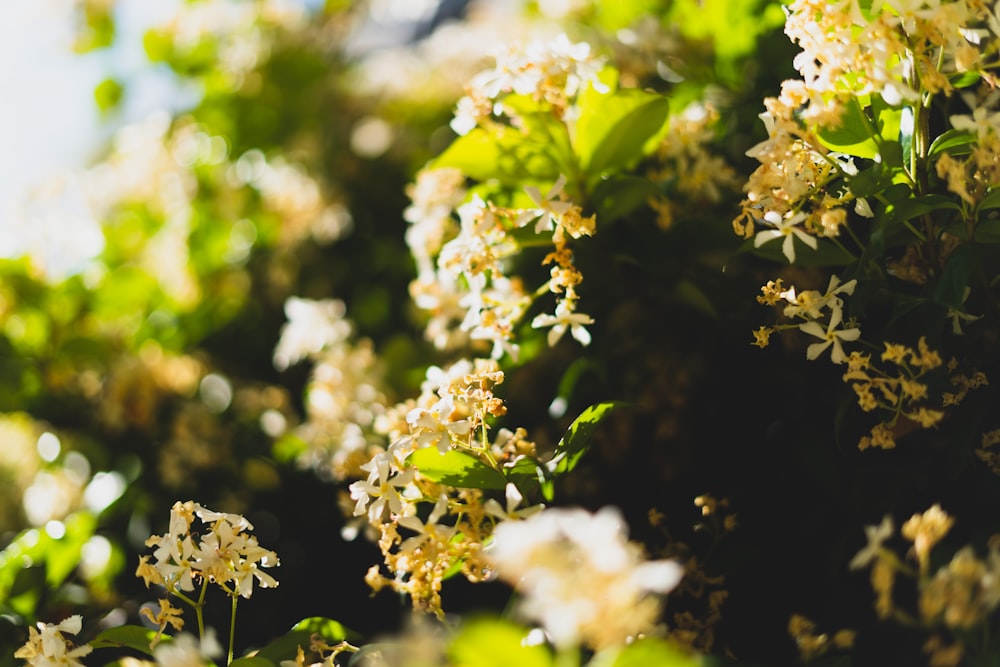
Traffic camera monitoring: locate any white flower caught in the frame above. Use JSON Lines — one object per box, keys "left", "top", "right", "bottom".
{"left": 153, "top": 630, "right": 222, "bottom": 667}
{"left": 849, "top": 515, "right": 894, "bottom": 570}
{"left": 273, "top": 297, "right": 352, "bottom": 370}
{"left": 516, "top": 174, "right": 574, "bottom": 234}
{"left": 799, "top": 307, "right": 861, "bottom": 364}
{"left": 488, "top": 506, "right": 683, "bottom": 649}
{"left": 531, "top": 301, "right": 594, "bottom": 347}
{"left": 349, "top": 453, "right": 416, "bottom": 522}
{"left": 753, "top": 211, "right": 817, "bottom": 263}
{"left": 14, "top": 616, "right": 92, "bottom": 667}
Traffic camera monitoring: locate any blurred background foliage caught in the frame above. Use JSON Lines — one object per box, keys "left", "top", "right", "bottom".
{"left": 4, "top": 0, "right": 955, "bottom": 665}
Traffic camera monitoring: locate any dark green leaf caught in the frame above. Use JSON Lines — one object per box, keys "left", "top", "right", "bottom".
{"left": 90, "top": 625, "right": 160, "bottom": 654}
{"left": 230, "top": 657, "right": 275, "bottom": 667}
{"left": 885, "top": 194, "right": 961, "bottom": 225}
{"left": 591, "top": 176, "right": 661, "bottom": 222}
{"left": 974, "top": 218, "right": 1000, "bottom": 243}
{"left": 928, "top": 129, "right": 975, "bottom": 158}
{"left": 845, "top": 165, "right": 892, "bottom": 199}
{"left": 547, "top": 402, "right": 626, "bottom": 478}
{"left": 253, "top": 618, "right": 354, "bottom": 663}
{"left": 744, "top": 237, "right": 855, "bottom": 267}
{"left": 977, "top": 188, "right": 1000, "bottom": 213}
{"left": 927, "top": 243, "right": 980, "bottom": 308}
{"left": 503, "top": 456, "right": 550, "bottom": 499}
{"left": 408, "top": 448, "right": 506, "bottom": 490}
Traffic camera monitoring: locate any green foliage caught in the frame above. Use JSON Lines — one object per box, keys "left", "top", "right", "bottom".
{"left": 543, "top": 402, "right": 627, "bottom": 500}
{"left": 0, "top": 512, "right": 97, "bottom": 618}
{"left": 447, "top": 618, "right": 553, "bottom": 667}
{"left": 575, "top": 88, "right": 671, "bottom": 186}
{"left": 407, "top": 448, "right": 507, "bottom": 491}
{"left": 90, "top": 625, "right": 163, "bottom": 653}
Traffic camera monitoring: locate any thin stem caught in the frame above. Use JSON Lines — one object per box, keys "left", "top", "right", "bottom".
{"left": 228, "top": 594, "right": 239, "bottom": 666}
{"left": 194, "top": 579, "right": 210, "bottom": 640}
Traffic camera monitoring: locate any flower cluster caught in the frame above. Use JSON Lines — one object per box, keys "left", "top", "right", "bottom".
{"left": 346, "top": 357, "right": 545, "bottom": 616}
{"left": 488, "top": 506, "right": 684, "bottom": 650}
{"left": 136, "top": 500, "right": 279, "bottom": 599}
{"left": 648, "top": 102, "right": 740, "bottom": 230}
{"left": 271, "top": 297, "right": 388, "bottom": 481}
{"left": 850, "top": 505, "right": 1000, "bottom": 666}
{"left": 842, "top": 338, "right": 950, "bottom": 450}
{"left": 450, "top": 33, "right": 607, "bottom": 135}
{"left": 753, "top": 274, "right": 860, "bottom": 364}
{"left": 406, "top": 168, "right": 596, "bottom": 359}
{"left": 404, "top": 34, "right": 607, "bottom": 360}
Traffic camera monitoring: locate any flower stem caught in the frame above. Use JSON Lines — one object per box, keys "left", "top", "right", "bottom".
{"left": 228, "top": 594, "right": 239, "bottom": 666}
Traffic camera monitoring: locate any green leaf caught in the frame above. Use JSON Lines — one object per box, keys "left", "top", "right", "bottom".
{"left": 230, "top": 657, "right": 275, "bottom": 667}
{"left": 745, "top": 237, "right": 855, "bottom": 267}
{"left": 845, "top": 165, "right": 893, "bottom": 199}
{"left": 408, "top": 448, "right": 506, "bottom": 490}
{"left": 817, "top": 99, "right": 880, "bottom": 159}
{"left": 290, "top": 617, "right": 354, "bottom": 640}
{"left": 90, "top": 625, "right": 161, "bottom": 654}
{"left": 94, "top": 78, "right": 124, "bottom": 115}
{"left": 675, "top": 280, "right": 718, "bottom": 318}
{"left": 591, "top": 637, "right": 702, "bottom": 667}
{"left": 977, "top": 188, "right": 1000, "bottom": 213}
{"left": 927, "top": 243, "right": 980, "bottom": 308}
{"left": 974, "top": 218, "right": 1000, "bottom": 243}
{"left": 547, "top": 402, "right": 626, "bottom": 479}
{"left": 447, "top": 618, "right": 552, "bottom": 667}
{"left": 928, "top": 129, "right": 976, "bottom": 158}
{"left": 503, "top": 456, "right": 550, "bottom": 499}
{"left": 949, "top": 69, "right": 981, "bottom": 89}
{"left": 253, "top": 618, "right": 354, "bottom": 663}
{"left": 886, "top": 194, "right": 962, "bottom": 225}
{"left": 591, "top": 176, "right": 661, "bottom": 222}
{"left": 575, "top": 89, "right": 670, "bottom": 184}
{"left": 46, "top": 512, "right": 97, "bottom": 587}
{"left": 433, "top": 127, "right": 563, "bottom": 186}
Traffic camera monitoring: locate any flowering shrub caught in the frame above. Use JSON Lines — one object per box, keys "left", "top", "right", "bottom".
{"left": 8, "top": 0, "right": 1000, "bottom": 666}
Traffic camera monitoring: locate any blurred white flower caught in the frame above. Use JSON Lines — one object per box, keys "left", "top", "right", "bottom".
{"left": 489, "top": 506, "right": 683, "bottom": 649}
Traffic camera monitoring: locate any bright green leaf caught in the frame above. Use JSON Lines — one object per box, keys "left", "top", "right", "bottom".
{"left": 290, "top": 617, "right": 354, "bottom": 640}
{"left": 408, "top": 448, "right": 506, "bottom": 490}
{"left": 592, "top": 637, "right": 702, "bottom": 667}
{"left": 817, "top": 99, "right": 879, "bottom": 159}
{"left": 448, "top": 618, "right": 552, "bottom": 667}
{"left": 433, "top": 127, "right": 563, "bottom": 186}
{"left": 575, "top": 89, "right": 670, "bottom": 184}
{"left": 94, "top": 78, "right": 124, "bottom": 114}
